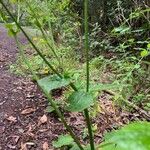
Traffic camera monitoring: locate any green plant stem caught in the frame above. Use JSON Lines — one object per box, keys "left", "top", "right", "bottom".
{"left": 25, "top": 0, "right": 60, "bottom": 65}
{"left": 45, "top": 0, "right": 55, "bottom": 46}
{"left": 84, "top": 1, "right": 90, "bottom": 92}
{"left": 14, "top": 35, "right": 84, "bottom": 150}
{"left": 40, "top": 89, "right": 84, "bottom": 150}
{"left": 84, "top": 0, "right": 95, "bottom": 150}
{"left": 48, "top": 19, "right": 55, "bottom": 48}
{"left": 17, "top": 0, "right": 20, "bottom": 23}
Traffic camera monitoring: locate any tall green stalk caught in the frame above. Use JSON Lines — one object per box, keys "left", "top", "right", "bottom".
{"left": 17, "top": 0, "right": 21, "bottom": 23}
{"left": 84, "top": 0, "right": 90, "bottom": 92}
{"left": 45, "top": 0, "right": 55, "bottom": 46}
{"left": 84, "top": 0, "right": 95, "bottom": 150}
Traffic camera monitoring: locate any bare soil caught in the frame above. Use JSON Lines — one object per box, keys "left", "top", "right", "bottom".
{"left": 0, "top": 26, "right": 63, "bottom": 150}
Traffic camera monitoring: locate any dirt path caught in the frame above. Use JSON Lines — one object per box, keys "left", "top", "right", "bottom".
{"left": 0, "top": 26, "right": 65, "bottom": 150}
{"left": 0, "top": 26, "right": 27, "bottom": 114}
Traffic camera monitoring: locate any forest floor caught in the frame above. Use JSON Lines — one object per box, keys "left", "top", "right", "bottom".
{"left": 0, "top": 26, "right": 148, "bottom": 150}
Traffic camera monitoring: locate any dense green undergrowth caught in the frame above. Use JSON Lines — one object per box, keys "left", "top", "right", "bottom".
{"left": 9, "top": 36, "right": 150, "bottom": 112}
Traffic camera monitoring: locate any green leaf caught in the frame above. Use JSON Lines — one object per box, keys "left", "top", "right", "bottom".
{"left": 5, "top": 22, "right": 19, "bottom": 36}
{"left": 147, "top": 43, "right": 150, "bottom": 49}
{"left": 102, "top": 122, "right": 150, "bottom": 150}
{"left": 37, "top": 75, "right": 70, "bottom": 93}
{"left": 45, "top": 105, "right": 55, "bottom": 113}
{"left": 0, "top": 11, "right": 9, "bottom": 22}
{"left": 66, "top": 91, "right": 94, "bottom": 112}
{"left": 135, "top": 64, "right": 140, "bottom": 69}
{"left": 112, "top": 26, "right": 130, "bottom": 35}
{"left": 141, "top": 49, "right": 149, "bottom": 57}
{"left": 52, "top": 134, "right": 74, "bottom": 148}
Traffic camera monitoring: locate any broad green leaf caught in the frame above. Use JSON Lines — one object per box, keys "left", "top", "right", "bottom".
{"left": 37, "top": 75, "right": 70, "bottom": 93}
{"left": 52, "top": 134, "right": 74, "bottom": 148}
{"left": 147, "top": 43, "right": 150, "bottom": 49}
{"left": 102, "top": 122, "right": 150, "bottom": 150}
{"left": 141, "top": 49, "right": 149, "bottom": 57}
{"left": 66, "top": 91, "right": 94, "bottom": 112}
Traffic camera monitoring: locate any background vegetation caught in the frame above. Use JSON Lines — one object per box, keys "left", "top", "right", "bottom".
{"left": 0, "top": 0, "right": 150, "bottom": 149}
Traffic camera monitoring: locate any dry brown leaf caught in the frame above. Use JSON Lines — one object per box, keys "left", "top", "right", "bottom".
{"left": 0, "top": 126, "right": 5, "bottom": 134}
{"left": 26, "top": 132, "right": 35, "bottom": 137}
{"left": 27, "top": 124, "right": 33, "bottom": 132}
{"left": 20, "top": 142, "right": 27, "bottom": 150}
{"left": 26, "top": 124, "right": 35, "bottom": 137}
{"left": 26, "top": 93, "right": 34, "bottom": 98}
{"left": 42, "top": 142, "right": 49, "bottom": 150}
{"left": 21, "top": 108, "right": 35, "bottom": 115}
{"left": 39, "top": 114, "right": 47, "bottom": 124}
{"left": 15, "top": 136, "right": 20, "bottom": 143}
{"left": 7, "top": 144, "right": 16, "bottom": 149}
{"left": 26, "top": 142, "right": 35, "bottom": 146}
{"left": 6, "top": 116, "right": 17, "bottom": 122}
{"left": 11, "top": 135, "right": 20, "bottom": 143}
{"left": 20, "top": 142, "right": 35, "bottom": 150}
{"left": 39, "top": 129, "right": 48, "bottom": 132}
